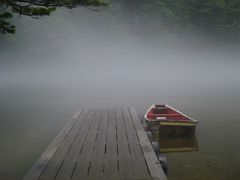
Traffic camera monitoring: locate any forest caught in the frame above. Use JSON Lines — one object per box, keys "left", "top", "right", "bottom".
{"left": 1, "top": 0, "right": 240, "bottom": 39}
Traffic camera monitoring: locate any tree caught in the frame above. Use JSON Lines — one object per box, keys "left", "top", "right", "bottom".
{"left": 132, "top": 0, "right": 240, "bottom": 38}
{"left": 0, "top": 0, "right": 107, "bottom": 34}
{"left": 222, "top": 0, "right": 240, "bottom": 33}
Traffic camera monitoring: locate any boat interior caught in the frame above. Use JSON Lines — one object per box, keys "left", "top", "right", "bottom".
{"left": 147, "top": 105, "right": 190, "bottom": 121}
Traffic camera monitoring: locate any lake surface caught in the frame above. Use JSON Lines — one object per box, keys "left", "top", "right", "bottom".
{"left": 1, "top": 2, "right": 240, "bottom": 180}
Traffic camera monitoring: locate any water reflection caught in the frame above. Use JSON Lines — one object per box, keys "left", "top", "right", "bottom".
{"left": 159, "top": 136, "right": 198, "bottom": 153}
{"left": 1, "top": 1, "right": 240, "bottom": 179}
{"left": 157, "top": 135, "right": 199, "bottom": 175}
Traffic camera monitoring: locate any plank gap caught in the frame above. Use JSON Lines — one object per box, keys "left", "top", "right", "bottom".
{"left": 71, "top": 161, "right": 78, "bottom": 178}
{"left": 94, "top": 111, "right": 103, "bottom": 142}
{"left": 102, "top": 165, "right": 105, "bottom": 173}
{"left": 66, "top": 111, "right": 91, "bottom": 156}
{"left": 122, "top": 109, "right": 131, "bottom": 154}
{"left": 54, "top": 160, "right": 64, "bottom": 179}
{"left": 87, "top": 161, "right": 92, "bottom": 175}
{"left": 104, "top": 110, "right": 109, "bottom": 155}
{"left": 78, "top": 111, "right": 97, "bottom": 155}
{"left": 117, "top": 159, "right": 120, "bottom": 172}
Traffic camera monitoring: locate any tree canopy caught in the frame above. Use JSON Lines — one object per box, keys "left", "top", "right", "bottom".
{"left": 155, "top": 0, "right": 240, "bottom": 36}
{"left": 118, "top": 0, "right": 240, "bottom": 40}
{"left": 1, "top": 0, "right": 240, "bottom": 39}
{"left": 0, "top": 0, "right": 106, "bottom": 34}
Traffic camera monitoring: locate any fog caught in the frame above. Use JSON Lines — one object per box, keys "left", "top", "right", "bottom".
{"left": 1, "top": 7, "right": 240, "bottom": 107}
{"left": 1, "top": 2, "right": 240, "bottom": 180}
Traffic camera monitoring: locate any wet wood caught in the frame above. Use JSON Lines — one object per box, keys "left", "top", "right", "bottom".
{"left": 23, "top": 108, "right": 167, "bottom": 180}
{"left": 23, "top": 111, "right": 82, "bottom": 180}
{"left": 129, "top": 108, "right": 168, "bottom": 180}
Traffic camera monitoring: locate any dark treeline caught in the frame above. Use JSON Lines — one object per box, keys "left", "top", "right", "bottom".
{"left": 149, "top": 0, "right": 240, "bottom": 38}
{"left": 117, "top": 0, "right": 240, "bottom": 41}
{"left": 1, "top": 0, "right": 240, "bottom": 41}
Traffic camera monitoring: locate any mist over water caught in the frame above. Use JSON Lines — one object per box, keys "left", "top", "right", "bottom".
{"left": 1, "top": 1, "right": 240, "bottom": 180}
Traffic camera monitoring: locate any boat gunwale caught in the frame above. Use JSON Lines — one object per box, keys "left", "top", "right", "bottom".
{"left": 144, "top": 104, "right": 198, "bottom": 124}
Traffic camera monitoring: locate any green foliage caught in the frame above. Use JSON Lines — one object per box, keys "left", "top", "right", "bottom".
{"left": 222, "top": 0, "right": 240, "bottom": 32}
{"left": 142, "top": 0, "right": 240, "bottom": 37}
{"left": 11, "top": 6, "right": 56, "bottom": 16}
{"left": 1, "top": 0, "right": 240, "bottom": 38}
{"left": 0, "top": 11, "right": 15, "bottom": 34}
{"left": 0, "top": 0, "right": 107, "bottom": 34}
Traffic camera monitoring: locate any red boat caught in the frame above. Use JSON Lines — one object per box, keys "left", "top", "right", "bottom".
{"left": 144, "top": 104, "right": 197, "bottom": 137}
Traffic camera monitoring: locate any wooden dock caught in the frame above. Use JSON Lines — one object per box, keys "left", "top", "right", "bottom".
{"left": 23, "top": 108, "right": 167, "bottom": 180}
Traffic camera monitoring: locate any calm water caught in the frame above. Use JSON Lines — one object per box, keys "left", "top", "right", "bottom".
{"left": 1, "top": 86, "right": 240, "bottom": 180}
{"left": 1, "top": 2, "right": 240, "bottom": 180}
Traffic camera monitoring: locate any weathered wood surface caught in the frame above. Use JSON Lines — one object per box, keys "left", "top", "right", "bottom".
{"left": 23, "top": 108, "right": 167, "bottom": 180}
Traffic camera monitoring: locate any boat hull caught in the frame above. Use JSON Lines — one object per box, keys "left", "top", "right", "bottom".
{"left": 159, "top": 124, "right": 196, "bottom": 137}
{"left": 144, "top": 104, "right": 197, "bottom": 138}
{"left": 145, "top": 120, "right": 196, "bottom": 138}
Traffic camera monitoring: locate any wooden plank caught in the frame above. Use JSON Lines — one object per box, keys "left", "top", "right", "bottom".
{"left": 129, "top": 108, "right": 168, "bottom": 180}
{"left": 54, "top": 110, "right": 99, "bottom": 180}
{"left": 39, "top": 110, "right": 91, "bottom": 180}
{"left": 104, "top": 109, "right": 118, "bottom": 178}
{"left": 122, "top": 108, "right": 150, "bottom": 178}
{"left": 23, "top": 111, "right": 82, "bottom": 180}
{"left": 71, "top": 110, "right": 102, "bottom": 180}
{"left": 87, "top": 109, "right": 109, "bottom": 179}
{"left": 116, "top": 108, "right": 135, "bottom": 179}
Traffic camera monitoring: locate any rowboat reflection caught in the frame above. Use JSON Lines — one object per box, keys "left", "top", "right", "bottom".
{"left": 159, "top": 136, "right": 198, "bottom": 153}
